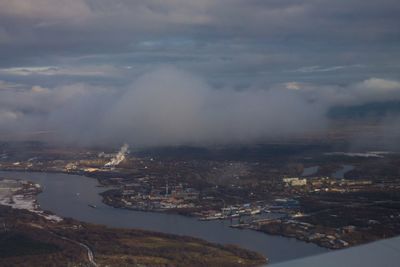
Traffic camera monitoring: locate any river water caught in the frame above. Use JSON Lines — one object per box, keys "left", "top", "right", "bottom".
{"left": 332, "top": 165, "right": 355, "bottom": 179}
{"left": 301, "top": 166, "right": 319, "bottom": 176}
{"left": 0, "top": 171, "right": 328, "bottom": 264}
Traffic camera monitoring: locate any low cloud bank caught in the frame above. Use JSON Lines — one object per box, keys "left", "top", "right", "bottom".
{"left": 0, "top": 66, "right": 399, "bottom": 147}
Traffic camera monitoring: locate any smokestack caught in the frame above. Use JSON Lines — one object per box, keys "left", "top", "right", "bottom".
{"left": 104, "top": 143, "right": 129, "bottom": 168}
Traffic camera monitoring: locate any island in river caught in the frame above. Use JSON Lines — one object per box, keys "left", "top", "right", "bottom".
{"left": 0, "top": 178, "right": 267, "bottom": 267}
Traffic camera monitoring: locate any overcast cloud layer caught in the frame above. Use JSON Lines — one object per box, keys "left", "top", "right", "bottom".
{"left": 0, "top": 0, "right": 399, "bottom": 147}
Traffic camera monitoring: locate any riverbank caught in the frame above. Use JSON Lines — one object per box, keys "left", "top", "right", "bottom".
{"left": 0, "top": 170, "right": 328, "bottom": 263}
{"left": 0, "top": 167, "right": 341, "bottom": 250}
{"left": 0, "top": 176, "right": 267, "bottom": 267}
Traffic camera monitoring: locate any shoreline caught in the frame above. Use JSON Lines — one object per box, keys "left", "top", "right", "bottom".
{"left": 0, "top": 173, "right": 268, "bottom": 267}
{"left": 0, "top": 167, "right": 345, "bottom": 250}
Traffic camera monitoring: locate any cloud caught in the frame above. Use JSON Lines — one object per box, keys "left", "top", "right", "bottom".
{"left": 360, "top": 78, "right": 400, "bottom": 91}
{"left": 1, "top": 66, "right": 399, "bottom": 147}
{"left": 291, "top": 65, "right": 365, "bottom": 73}
{"left": 0, "top": 80, "right": 23, "bottom": 90}
{"left": 0, "top": 1, "right": 398, "bottom": 149}
{"left": 0, "top": 0, "right": 398, "bottom": 92}
{"left": 0, "top": 66, "right": 60, "bottom": 76}
{"left": 285, "top": 82, "right": 302, "bottom": 90}
{"left": 0, "top": 65, "right": 123, "bottom": 77}
{"left": 0, "top": 110, "right": 20, "bottom": 123}
{"left": 0, "top": 0, "right": 92, "bottom": 20}
{"left": 0, "top": 66, "right": 326, "bottom": 146}
{"left": 315, "top": 78, "right": 400, "bottom": 106}
{"left": 0, "top": 0, "right": 399, "bottom": 62}
{"left": 99, "top": 67, "right": 325, "bottom": 146}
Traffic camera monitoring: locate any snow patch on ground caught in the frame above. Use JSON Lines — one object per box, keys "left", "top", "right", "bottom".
{"left": 0, "top": 179, "right": 62, "bottom": 222}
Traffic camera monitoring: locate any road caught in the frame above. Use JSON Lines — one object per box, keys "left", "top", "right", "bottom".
{"left": 50, "top": 231, "right": 97, "bottom": 266}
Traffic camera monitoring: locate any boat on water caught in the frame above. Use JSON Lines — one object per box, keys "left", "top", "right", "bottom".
{"left": 88, "top": 204, "right": 97, "bottom": 208}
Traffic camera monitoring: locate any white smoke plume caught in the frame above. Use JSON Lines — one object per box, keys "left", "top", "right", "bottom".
{"left": 104, "top": 143, "right": 129, "bottom": 167}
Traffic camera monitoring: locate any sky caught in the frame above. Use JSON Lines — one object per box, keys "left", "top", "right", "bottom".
{"left": 0, "top": 0, "right": 399, "bottom": 147}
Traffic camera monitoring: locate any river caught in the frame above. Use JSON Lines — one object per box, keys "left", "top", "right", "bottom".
{"left": 332, "top": 165, "right": 355, "bottom": 179}
{"left": 0, "top": 171, "right": 328, "bottom": 264}
{"left": 301, "top": 166, "right": 319, "bottom": 176}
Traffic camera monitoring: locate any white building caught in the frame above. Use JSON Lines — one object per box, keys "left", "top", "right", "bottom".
{"left": 282, "top": 177, "right": 307, "bottom": 187}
